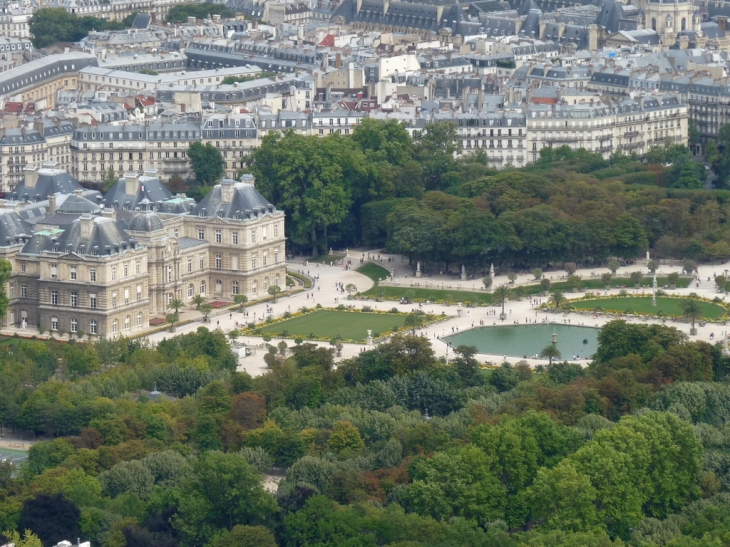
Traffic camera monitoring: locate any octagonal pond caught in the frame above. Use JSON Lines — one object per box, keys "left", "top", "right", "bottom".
{"left": 444, "top": 324, "right": 600, "bottom": 360}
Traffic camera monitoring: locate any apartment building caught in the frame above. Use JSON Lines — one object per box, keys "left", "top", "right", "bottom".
{"left": 0, "top": 118, "right": 76, "bottom": 192}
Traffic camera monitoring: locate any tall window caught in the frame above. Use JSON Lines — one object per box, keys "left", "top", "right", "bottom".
{"left": 70, "top": 266, "right": 77, "bottom": 280}
{"left": 215, "top": 255, "right": 222, "bottom": 269}
{"left": 232, "top": 231, "right": 238, "bottom": 244}
{"left": 51, "top": 317, "right": 58, "bottom": 331}
{"left": 198, "top": 229, "right": 205, "bottom": 240}
{"left": 111, "top": 267, "right": 116, "bottom": 281}
{"left": 124, "top": 264, "right": 129, "bottom": 277}
{"left": 215, "top": 280, "right": 222, "bottom": 293}
{"left": 112, "top": 319, "right": 118, "bottom": 333}
{"left": 167, "top": 266, "right": 172, "bottom": 282}
{"left": 137, "top": 285, "right": 142, "bottom": 301}
{"left": 215, "top": 230, "right": 222, "bottom": 243}
{"left": 275, "top": 250, "right": 279, "bottom": 264}
{"left": 251, "top": 229, "right": 256, "bottom": 243}
{"left": 252, "top": 256, "right": 257, "bottom": 269}
{"left": 188, "top": 258, "right": 192, "bottom": 273}
{"left": 90, "top": 293, "right": 97, "bottom": 309}
{"left": 124, "top": 289, "right": 129, "bottom": 304}
{"left": 264, "top": 277, "right": 269, "bottom": 290}
{"left": 136, "top": 260, "right": 141, "bottom": 274}
{"left": 112, "top": 292, "right": 117, "bottom": 307}
{"left": 50, "top": 264, "right": 57, "bottom": 279}
{"left": 89, "top": 268, "right": 96, "bottom": 282}
{"left": 124, "top": 315, "right": 130, "bottom": 330}
{"left": 20, "top": 284, "right": 26, "bottom": 298}
{"left": 137, "top": 312, "right": 142, "bottom": 326}
{"left": 252, "top": 280, "right": 258, "bottom": 294}
{"left": 232, "top": 256, "right": 238, "bottom": 270}
{"left": 200, "top": 254, "right": 205, "bottom": 270}
{"left": 89, "top": 320, "right": 97, "bottom": 335}
{"left": 232, "top": 281, "right": 239, "bottom": 294}
{"left": 70, "top": 318, "right": 77, "bottom": 333}
{"left": 200, "top": 280, "right": 206, "bottom": 296}
{"left": 188, "top": 283, "right": 194, "bottom": 298}
{"left": 263, "top": 254, "right": 267, "bottom": 266}
{"left": 70, "top": 291, "right": 77, "bottom": 307}
{"left": 274, "top": 224, "right": 278, "bottom": 238}
{"left": 167, "top": 293, "right": 173, "bottom": 304}
{"left": 51, "top": 290, "right": 58, "bottom": 305}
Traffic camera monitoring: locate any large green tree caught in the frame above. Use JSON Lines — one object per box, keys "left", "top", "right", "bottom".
{"left": 188, "top": 142, "right": 225, "bottom": 186}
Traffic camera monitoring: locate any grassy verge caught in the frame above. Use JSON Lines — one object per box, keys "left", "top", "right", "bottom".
{"left": 356, "top": 263, "right": 391, "bottom": 286}
{"left": 570, "top": 297, "right": 726, "bottom": 319}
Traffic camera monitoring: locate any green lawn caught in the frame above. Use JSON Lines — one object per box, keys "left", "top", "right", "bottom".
{"left": 357, "top": 263, "right": 391, "bottom": 285}
{"left": 571, "top": 297, "right": 727, "bottom": 319}
{"left": 259, "top": 310, "right": 411, "bottom": 341}
{"left": 358, "top": 275, "right": 692, "bottom": 305}
{"left": 309, "top": 253, "right": 345, "bottom": 265}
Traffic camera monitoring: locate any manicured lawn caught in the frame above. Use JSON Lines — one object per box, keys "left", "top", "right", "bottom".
{"left": 259, "top": 310, "right": 410, "bottom": 341}
{"left": 571, "top": 297, "right": 727, "bottom": 319}
{"left": 357, "top": 275, "right": 693, "bottom": 305}
{"left": 357, "top": 263, "right": 391, "bottom": 285}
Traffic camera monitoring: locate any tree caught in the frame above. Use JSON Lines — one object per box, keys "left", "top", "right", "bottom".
{"left": 326, "top": 421, "right": 364, "bottom": 454}
{"left": 166, "top": 313, "right": 179, "bottom": 332}
{"left": 716, "top": 275, "right": 727, "bottom": 292}
{"left": 167, "top": 2, "right": 234, "bottom": 23}
{"left": 208, "top": 525, "right": 277, "bottom": 547}
{"left": 541, "top": 278, "right": 551, "bottom": 293}
{"left": 549, "top": 290, "right": 566, "bottom": 310}
{"left": 168, "top": 298, "right": 184, "bottom": 315}
{"left": 568, "top": 275, "right": 582, "bottom": 291}
{"left": 648, "top": 260, "right": 659, "bottom": 273}
{"left": 539, "top": 343, "right": 563, "bottom": 365}
{"left": 532, "top": 268, "right": 543, "bottom": 280}
{"left": 508, "top": 272, "right": 518, "bottom": 284}
{"left": 607, "top": 260, "right": 620, "bottom": 274}
{"left": 630, "top": 271, "right": 643, "bottom": 287}
{"left": 176, "top": 452, "right": 277, "bottom": 545}
{"left": 99, "top": 459, "right": 155, "bottom": 499}
{"left": 1, "top": 530, "right": 42, "bottom": 547}
{"left": 493, "top": 284, "right": 510, "bottom": 319}
{"left": 18, "top": 493, "right": 81, "bottom": 547}
{"left": 565, "top": 262, "right": 577, "bottom": 275}
{"left": 102, "top": 167, "right": 118, "bottom": 192}
{"left": 29, "top": 8, "right": 133, "bottom": 48}
{"left": 345, "top": 283, "right": 357, "bottom": 297}
{"left": 482, "top": 276, "right": 493, "bottom": 289}
{"left": 601, "top": 272, "right": 613, "bottom": 288}
{"left": 267, "top": 285, "right": 281, "bottom": 303}
{"left": 683, "top": 260, "right": 697, "bottom": 274}
{"left": 679, "top": 298, "right": 703, "bottom": 334}
{"left": 200, "top": 303, "right": 213, "bottom": 323}
{"left": 404, "top": 312, "right": 426, "bottom": 335}
{"left": 188, "top": 142, "right": 225, "bottom": 186}
{"left": 192, "top": 294, "right": 205, "bottom": 310}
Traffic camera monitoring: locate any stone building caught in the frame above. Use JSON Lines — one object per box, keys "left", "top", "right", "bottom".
{"left": 1, "top": 170, "right": 286, "bottom": 339}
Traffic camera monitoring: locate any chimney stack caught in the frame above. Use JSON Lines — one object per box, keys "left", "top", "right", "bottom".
{"left": 124, "top": 172, "right": 138, "bottom": 196}
{"left": 48, "top": 193, "right": 57, "bottom": 215}
{"left": 220, "top": 180, "right": 234, "bottom": 203}
{"left": 80, "top": 215, "right": 94, "bottom": 239}
{"left": 24, "top": 166, "right": 38, "bottom": 189}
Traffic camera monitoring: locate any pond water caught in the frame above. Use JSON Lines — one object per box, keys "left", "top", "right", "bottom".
{"left": 444, "top": 324, "right": 600, "bottom": 360}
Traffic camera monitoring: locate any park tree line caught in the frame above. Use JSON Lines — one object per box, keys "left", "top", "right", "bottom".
{"left": 0, "top": 320, "right": 726, "bottom": 545}
{"left": 240, "top": 119, "right": 729, "bottom": 274}
{"left": 28, "top": 9, "right": 138, "bottom": 49}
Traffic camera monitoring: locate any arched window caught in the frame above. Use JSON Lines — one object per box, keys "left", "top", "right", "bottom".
{"left": 232, "top": 281, "right": 239, "bottom": 294}
{"left": 264, "top": 277, "right": 269, "bottom": 290}
{"left": 112, "top": 319, "right": 118, "bottom": 333}
{"left": 137, "top": 312, "right": 143, "bottom": 326}
{"left": 681, "top": 17, "right": 686, "bottom": 30}
{"left": 188, "top": 283, "right": 194, "bottom": 298}
{"left": 215, "top": 280, "right": 222, "bottom": 293}
{"left": 200, "top": 280, "right": 206, "bottom": 296}
{"left": 651, "top": 17, "right": 656, "bottom": 30}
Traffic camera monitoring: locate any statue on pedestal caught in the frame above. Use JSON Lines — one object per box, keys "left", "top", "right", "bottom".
{"left": 416, "top": 261, "right": 422, "bottom": 278}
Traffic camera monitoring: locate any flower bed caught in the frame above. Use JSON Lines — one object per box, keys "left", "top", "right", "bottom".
{"left": 149, "top": 317, "right": 167, "bottom": 326}
{"left": 210, "top": 301, "right": 231, "bottom": 309}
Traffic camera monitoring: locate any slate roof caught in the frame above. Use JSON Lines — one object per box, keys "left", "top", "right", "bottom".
{"left": 56, "top": 193, "right": 101, "bottom": 215}
{"left": 131, "top": 13, "right": 151, "bottom": 29}
{"left": 101, "top": 175, "right": 173, "bottom": 211}
{"left": 190, "top": 176, "right": 277, "bottom": 220}
{"left": 0, "top": 211, "right": 32, "bottom": 247}
{"left": 20, "top": 216, "right": 134, "bottom": 257}
{"left": 128, "top": 212, "right": 164, "bottom": 232}
{"left": 10, "top": 169, "right": 82, "bottom": 202}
